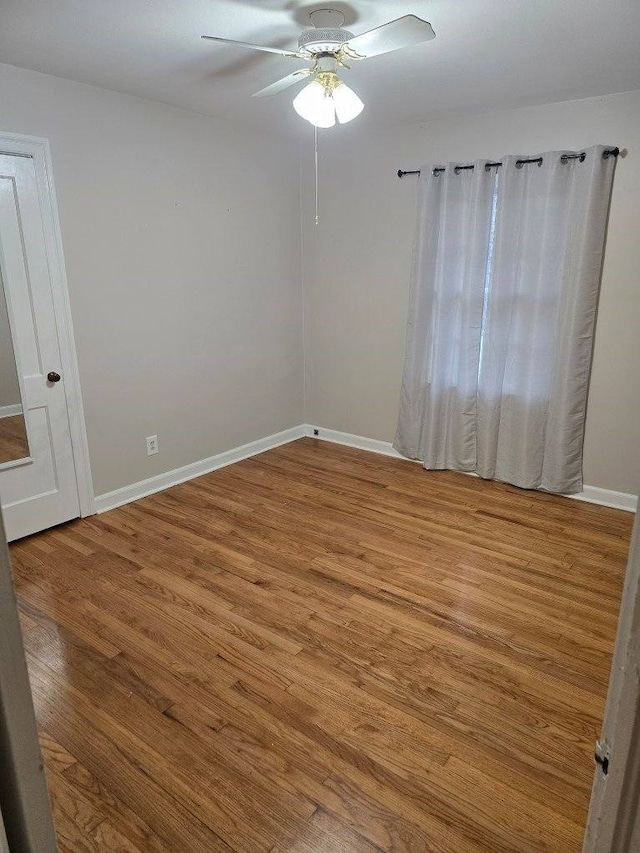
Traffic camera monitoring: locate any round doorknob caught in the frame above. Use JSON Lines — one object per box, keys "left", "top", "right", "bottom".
{"left": 47, "top": 371, "right": 61, "bottom": 383}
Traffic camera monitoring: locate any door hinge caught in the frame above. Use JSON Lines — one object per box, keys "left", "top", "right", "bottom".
{"left": 595, "top": 739, "right": 610, "bottom": 776}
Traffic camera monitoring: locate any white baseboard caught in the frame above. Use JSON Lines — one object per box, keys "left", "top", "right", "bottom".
{"left": 569, "top": 487, "right": 637, "bottom": 513}
{"left": 93, "top": 422, "right": 637, "bottom": 515}
{"left": 302, "top": 424, "right": 409, "bottom": 459}
{"left": 94, "top": 425, "right": 306, "bottom": 514}
{"left": 304, "top": 425, "right": 637, "bottom": 513}
{"left": 0, "top": 404, "right": 23, "bottom": 419}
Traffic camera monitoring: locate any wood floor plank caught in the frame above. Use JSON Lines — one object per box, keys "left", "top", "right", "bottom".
{"left": 61, "top": 761, "right": 170, "bottom": 853}
{"left": 273, "top": 807, "right": 383, "bottom": 852}
{"left": 10, "top": 438, "right": 632, "bottom": 852}
{"left": 44, "top": 769, "right": 107, "bottom": 853}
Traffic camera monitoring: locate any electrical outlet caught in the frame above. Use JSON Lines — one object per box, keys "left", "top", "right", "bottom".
{"left": 146, "top": 435, "right": 159, "bottom": 456}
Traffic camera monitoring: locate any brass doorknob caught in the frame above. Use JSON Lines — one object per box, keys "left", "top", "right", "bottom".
{"left": 47, "top": 371, "right": 61, "bottom": 383}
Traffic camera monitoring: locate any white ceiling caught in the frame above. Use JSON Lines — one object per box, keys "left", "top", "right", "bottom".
{"left": 1, "top": 0, "right": 640, "bottom": 136}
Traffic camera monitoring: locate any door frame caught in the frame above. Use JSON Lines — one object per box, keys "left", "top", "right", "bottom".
{"left": 0, "top": 131, "right": 94, "bottom": 517}
{"left": 583, "top": 508, "right": 640, "bottom": 851}
{"left": 0, "top": 509, "right": 57, "bottom": 851}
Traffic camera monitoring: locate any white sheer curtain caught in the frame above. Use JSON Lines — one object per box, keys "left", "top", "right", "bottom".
{"left": 394, "top": 145, "right": 617, "bottom": 493}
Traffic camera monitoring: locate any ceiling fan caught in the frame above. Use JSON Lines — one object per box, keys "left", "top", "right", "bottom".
{"left": 202, "top": 9, "right": 436, "bottom": 128}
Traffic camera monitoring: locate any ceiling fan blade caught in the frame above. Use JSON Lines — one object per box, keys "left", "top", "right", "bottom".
{"left": 253, "top": 69, "right": 312, "bottom": 98}
{"left": 344, "top": 15, "right": 435, "bottom": 60}
{"left": 201, "top": 35, "right": 303, "bottom": 58}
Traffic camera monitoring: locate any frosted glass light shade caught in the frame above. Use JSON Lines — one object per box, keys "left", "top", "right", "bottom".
{"left": 332, "top": 83, "right": 364, "bottom": 124}
{"left": 293, "top": 80, "right": 364, "bottom": 128}
{"left": 293, "top": 81, "right": 336, "bottom": 128}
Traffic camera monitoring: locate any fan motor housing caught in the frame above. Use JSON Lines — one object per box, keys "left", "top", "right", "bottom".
{"left": 298, "top": 27, "right": 353, "bottom": 55}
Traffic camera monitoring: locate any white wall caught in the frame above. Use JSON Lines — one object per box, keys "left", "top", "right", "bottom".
{"left": 0, "top": 805, "right": 7, "bottom": 853}
{"left": 0, "top": 62, "right": 303, "bottom": 495}
{"left": 302, "top": 90, "right": 640, "bottom": 495}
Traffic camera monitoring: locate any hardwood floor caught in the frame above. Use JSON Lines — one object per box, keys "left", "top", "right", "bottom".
{"left": 0, "top": 413, "right": 29, "bottom": 463}
{"left": 10, "top": 438, "right": 633, "bottom": 852}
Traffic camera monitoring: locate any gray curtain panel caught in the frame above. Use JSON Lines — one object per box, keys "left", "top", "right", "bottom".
{"left": 394, "top": 145, "right": 617, "bottom": 494}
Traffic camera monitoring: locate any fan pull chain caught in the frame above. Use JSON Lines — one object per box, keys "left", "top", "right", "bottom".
{"left": 314, "top": 125, "right": 319, "bottom": 226}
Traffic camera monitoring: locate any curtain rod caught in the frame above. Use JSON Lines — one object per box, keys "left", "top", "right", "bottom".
{"left": 397, "top": 147, "right": 620, "bottom": 178}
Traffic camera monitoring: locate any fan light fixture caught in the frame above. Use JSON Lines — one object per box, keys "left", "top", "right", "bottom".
{"left": 293, "top": 71, "right": 364, "bottom": 128}
{"left": 202, "top": 11, "right": 435, "bottom": 130}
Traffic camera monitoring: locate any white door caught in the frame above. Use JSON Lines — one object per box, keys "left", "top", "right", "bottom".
{"left": 0, "top": 153, "right": 80, "bottom": 540}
